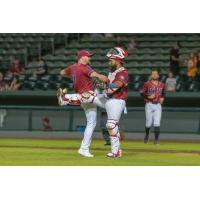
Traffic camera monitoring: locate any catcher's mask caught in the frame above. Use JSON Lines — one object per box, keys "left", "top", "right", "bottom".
{"left": 106, "top": 47, "right": 128, "bottom": 61}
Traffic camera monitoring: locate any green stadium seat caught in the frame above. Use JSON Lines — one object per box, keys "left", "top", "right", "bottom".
{"left": 128, "top": 68, "right": 139, "bottom": 74}
{"left": 55, "top": 48, "right": 67, "bottom": 55}
{"left": 46, "top": 61, "right": 55, "bottom": 68}
{"left": 43, "top": 54, "right": 55, "bottom": 61}
{"left": 54, "top": 61, "right": 67, "bottom": 68}
{"left": 27, "top": 62, "right": 38, "bottom": 68}
{"left": 55, "top": 54, "right": 68, "bottom": 61}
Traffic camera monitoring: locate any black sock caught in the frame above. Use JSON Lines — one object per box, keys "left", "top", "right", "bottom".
{"left": 145, "top": 127, "right": 150, "bottom": 137}
{"left": 154, "top": 127, "right": 160, "bottom": 140}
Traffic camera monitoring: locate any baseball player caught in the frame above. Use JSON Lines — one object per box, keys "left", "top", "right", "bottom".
{"left": 58, "top": 47, "right": 129, "bottom": 158}
{"left": 140, "top": 69, "right": 165, "bottom": 144}
{"left": 57, "top": 50, "right": 108, "bottom": 157}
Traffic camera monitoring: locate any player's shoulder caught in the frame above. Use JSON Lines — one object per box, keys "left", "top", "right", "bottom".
{"left": 159, "top": 81, "right": 165, "bottom": 86}
{"left": 117, "top": 67, "right": 128, "bottom": 75}
{"left": 158, "top": 81, "right": 165, "bottom": 88}
{"left": 144, "top": 80, "right": 151, "bottom": 86}
{"left": 67, "top": 63, "right": 77, "bottom": 69}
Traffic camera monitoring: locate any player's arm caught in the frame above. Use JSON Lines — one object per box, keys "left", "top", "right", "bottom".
{"left": 107, "top": 71, "right": 128, "bottom": 89}
{"left": 107, "top": 80, "right": 123, "bottom": 89}
{"left": 90, "top": 71, "right": 108, "bottom": 83}
{"left": 160, "top": 84, "right": 166, "bottom": 104}
{"left": 60, "top": 68, "right": 70, "bottom": 78}
{"left": 140, "top": 83, "right": 155, "bottom": 99}
{"left": 171, "top": 55, "right": 179, "bottom": 62}
{"left": 140, "top": 83, "right": 148, "bottom": 98}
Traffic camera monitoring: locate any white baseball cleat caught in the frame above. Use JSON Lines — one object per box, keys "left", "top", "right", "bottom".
{"left": 57, "top": 88, "right": 68, "bottom": 106}
{"left": 106, "top": 149, "right": 122, "bottom": 158}
{"left": 78, "top": 149, "right": 94, "bottom": 158}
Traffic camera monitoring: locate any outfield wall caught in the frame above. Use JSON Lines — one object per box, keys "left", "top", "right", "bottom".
{"left": 0, "top": 106, "right": 200, "bottom": 134}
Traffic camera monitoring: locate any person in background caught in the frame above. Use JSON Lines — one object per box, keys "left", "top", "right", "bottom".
{"left": 8, "top": 77, "right": 22, "bottom": 91}
{"left": 169, "top": 41, "right": 181, "bottom": 76}
{"left": 100, "top": 109, "right": 111, "bottom": 146}
{"left": 114, "top": 36, "right": 126, "bottom": 49}
{"left": 187, "top": 59, "right": 198, "bottom": 78}
{"left": 0, "top": 72, "right": 7, "bottom": 128}
{"left": 165, "top": 71, "right": 176, "bottom": 92}
{"left": 42, "top": 117, "right": 52, "bottom": 131}
{"left": 128, "top": 37, "right": 136, "bottom": 51}
{"left": 34, "top": 58, "right": 48, "bottom": 77}
{"left": 196, "top": 51, "right": 200, "bottom": 74}
{"left": 0, "top": 72, "right": 9, "bottom": 91}
{"left": 9, "top": 58, "right": 25, "bottom": 76}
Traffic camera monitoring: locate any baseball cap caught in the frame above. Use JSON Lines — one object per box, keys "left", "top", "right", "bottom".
{"left": 77, "top": 50, "right": 93, "bottom": 60}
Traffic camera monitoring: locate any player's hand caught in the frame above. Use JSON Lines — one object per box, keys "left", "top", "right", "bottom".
{"left": 159, "top": 98, "right": 164, "bottom": 104}
{"left": 96, "top": 83, "right": 105, "bottom": 90}
{"left": 98, "top": 75, "right": 108, "bottom": 83}
{"left": 148, "top": 94, "right": 155, "bottom": 99}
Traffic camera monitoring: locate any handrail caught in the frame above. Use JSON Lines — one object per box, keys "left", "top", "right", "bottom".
{"left": 0, "top": 105, "right": 200, "bottom": 112}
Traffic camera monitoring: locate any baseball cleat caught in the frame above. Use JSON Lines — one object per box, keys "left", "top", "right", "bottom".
{"left": 154, "top": 140, "right": 160, "bottom": 145}
{"left": 57, "top": 88, "right": 68, "bottom": 106}
{"left": 106, "top": 150, "right": 122, "bottom": 158}
{"left": 144, "top": 135, "right": 149, "bottom": 144}
{"left": 78, "top": 149, "right": 94, "bottom": 158}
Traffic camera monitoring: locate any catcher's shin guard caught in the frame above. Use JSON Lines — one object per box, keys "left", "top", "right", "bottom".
{"left": 80, "top": 91, "right": 97, "bottom": 103}
{"left": 106, "top": 119, "right": 121, "bottom": 155}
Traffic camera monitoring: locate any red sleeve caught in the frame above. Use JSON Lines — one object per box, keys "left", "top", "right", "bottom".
{"left": 115, "top": 70, "right": 128, "bottom": 86}
{"left": 162, "top": 83, "right": 166, "bottom": 97}
{"left": 140, "top": 82, "right": 148, "bottom": 98}
{"left": 63, "top": 66, "right": 72, "bottom": 76}
{"left": 82, "top": 66, "right": 94, "bottom": 77}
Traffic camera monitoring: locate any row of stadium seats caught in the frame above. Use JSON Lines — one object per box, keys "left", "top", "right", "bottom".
{"left": 54, "top": 47, "right": 200, "bottom": 55}
{"left": 0, "top": 33, "right": 69, "bottom": 69}
{"left": 40, "top": 53, "right": 190, "bottom": 62}
{"left": 4, "top": 73, "right": 200, "bottom": 92}
{"left": 81, "top": 34, "right": 200, "bottom": 42}
{"left": 28, "top": 60, "right": 172, "bottom": 69}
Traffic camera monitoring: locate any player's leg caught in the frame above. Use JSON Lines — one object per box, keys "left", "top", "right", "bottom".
{"left": 153, "top": 104, "right": 162, "bottom": 144}
{"left": 57, "top": 88, "right": 106, "bottom": 108}
{"left": 57, "top": 88, "right": 81, "bottom": 106}
{"left": 81, "top": 92, "right": 106, "bottom": 109}
{"left": 105, "top": 99, "right": 125, "bottom": 158}
{"left": 144, "top": 103, "right": 153, "bottom": 143}
{"left": 102, "top": 128, "right": 111, "bottom": 145}
{"left": 78, "top": 103, "right": 97, "bottom": 157}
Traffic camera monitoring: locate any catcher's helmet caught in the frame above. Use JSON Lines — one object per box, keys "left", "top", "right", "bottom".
{"left": 106, "top": 47, "right": 128, "bottom": 60}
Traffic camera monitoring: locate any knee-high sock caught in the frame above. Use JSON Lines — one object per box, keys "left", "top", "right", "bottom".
{"left": 145, "top": 127, "right": 150, "bottom": 137}
{"left": 154, "top": 126, "right": 160, "bottom": 140}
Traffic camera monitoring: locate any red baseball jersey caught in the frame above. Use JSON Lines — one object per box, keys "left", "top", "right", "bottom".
{"left": 140, "top": 81, "right": 165, "bottom": 103}
{"left": 107, "top": 67, "right": 129, "bottom": 100}
{"left": 140, "top": 80, "right": 165, "bottom": 103}
{"left": 63, "top": 63, "right": 95, "bottom": 94}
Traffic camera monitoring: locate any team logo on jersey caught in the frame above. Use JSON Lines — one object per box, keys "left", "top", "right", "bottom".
{"left": 119, "top": 76, "right": 125, "bottom": 81}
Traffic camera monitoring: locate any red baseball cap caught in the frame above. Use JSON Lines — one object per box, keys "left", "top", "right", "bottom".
{"left": 77, "top": 50, "right": 93, "bottom": 60}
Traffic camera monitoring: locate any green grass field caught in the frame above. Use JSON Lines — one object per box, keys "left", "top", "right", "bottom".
{"left": 0, "top": 138, "right": 200, "bottom": 166}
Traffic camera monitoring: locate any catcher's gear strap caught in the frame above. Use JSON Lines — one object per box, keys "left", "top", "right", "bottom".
{"left": 81, "top": 91, "right": 97, "bottom": 103}
{"left": 63, "top": 94, "right": 81, "bottom": 105}
{"left": 106, "top": 119, "right": 120, "bottom": 137}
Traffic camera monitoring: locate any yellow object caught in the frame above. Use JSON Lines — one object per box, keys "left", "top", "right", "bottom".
{"left": 187, "top": 59, "right": 198, "bottom": 77}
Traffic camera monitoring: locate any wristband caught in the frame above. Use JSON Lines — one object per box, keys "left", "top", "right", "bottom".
{"left": 107, "top": 83, "right": 117, "bottom": 89}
